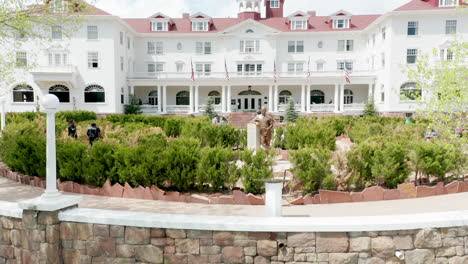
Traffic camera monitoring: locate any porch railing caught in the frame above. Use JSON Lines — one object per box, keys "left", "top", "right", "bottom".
{"left": 344, "top": 103, "right": 365, "bottom": 111}
{"left": 278, "top": 104, "right": 301, "bottom": 112}
{"left": 199, "top": 104, "right": 223, "bottom": 112}
{"left": 166, "top": 105, "right": 190, "bottom": 113}
{"left": 309, "top": 104, "right": 335, "bottom": 113}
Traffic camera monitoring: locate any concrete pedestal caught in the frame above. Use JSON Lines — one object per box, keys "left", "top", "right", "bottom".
{"left": 247, "top": 123, "right": 260, "bottom": 151}
{"left": 19, "top": 195, "right": 82, "bottom": 211}
{"left": 265, "top": 181, "right": 283, "bottom": 217}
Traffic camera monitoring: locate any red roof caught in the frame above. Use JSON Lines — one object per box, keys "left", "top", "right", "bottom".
{"left": 124, "top": 15, "right": 381, "bottom": 34}
{"left": 394, "top": 0, "right": 460, "bottom": 11}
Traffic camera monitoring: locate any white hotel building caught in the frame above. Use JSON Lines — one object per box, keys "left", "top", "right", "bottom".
{"left": 3, "top": 0, "right": 467, "bottom": 116}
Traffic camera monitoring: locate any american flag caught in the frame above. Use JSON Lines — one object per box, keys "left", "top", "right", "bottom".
{"left": 225, "top": 58, "right": 230, "bottom": 81}
{"left": 306, "top": 56, "right": 311, "bottom": 81}
{"left": 344, "top": 67, "right": 351, "bottom": 84}
{"left": 273, "top": 59, "right": 277, "bottom": 83}
{"left": 190, "top": 58, "right": 195, "bottom": 82}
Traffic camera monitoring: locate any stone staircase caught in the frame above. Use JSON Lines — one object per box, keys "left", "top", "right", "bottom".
{"left": 228, "top": 112, "right": 257, "bottom": 129}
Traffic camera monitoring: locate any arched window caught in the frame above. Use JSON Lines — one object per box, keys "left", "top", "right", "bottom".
{"left": 400, "top": 82, "right": 421, "bottom": 101}
{"left": 176, "top": 91, "right": 190, "bottom": 105}
{"left": 310, "top": 90, "right": 325, "bottom": 104}
{"left": 246, "top": 29, "right": 254, "bottom": 33}
{"left": 238, "top": 90, "right": 261, "bottom": 96}
{"left": 208, "top": 91, "right": 221, "bottom": 105}
{"left": 12, "top": 84, "right": 34, "bottom": 103}
{"left": 49, "top": 84, "right": 70, "bottom": 103}
{"left": 84, "top": 84, "right": 105, "bottom": 103}
{"left": 279, "top": 90, "right": 292, "bottom": 104}
{"left": 148, "top": 91, "right": 158, "bottom": 105}
{"left": 344, "top": 89, "right": 354, "bottom": 104}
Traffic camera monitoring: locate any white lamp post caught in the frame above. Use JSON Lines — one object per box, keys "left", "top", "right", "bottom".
{"left": 0, "top": 96, "right": 6, "bottom": 132}
{"left": 19, "top": 94, "right": 82, "bottom": 211}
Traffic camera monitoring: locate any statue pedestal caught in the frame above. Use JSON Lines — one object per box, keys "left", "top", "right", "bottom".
{"left": 247, "top": 123, "right": 261, "bottom": 151}
{"left": 264, "top": 180, "right": 283, "bottom": 217}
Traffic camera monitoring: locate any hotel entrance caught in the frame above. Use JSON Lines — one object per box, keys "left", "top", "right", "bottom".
{"left": 235, "top": 89, "right": 265, "bottom": 112}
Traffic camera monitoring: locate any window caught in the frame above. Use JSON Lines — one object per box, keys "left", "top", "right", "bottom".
{"left": 407, "top": 21, "right": 418, "bottom": 36}
{"left": 445, "top": 20, "right": 457, "bottom": 35}
{"left": 147, "top": 42, "right": 155, "bottom": 54}
{"left": 316, "top": 62, "right": 324, "bottom": 72}
{"left": 120, "top": 57, "right": 124, "bottom": 71}
{"left": 337, "top": 61, "right": 353, "bottom": 71}
{"left": 148, "top": 63, "right": 164, "bottom": 73}
{"left": 291, "top": 20, "right": 307, "bottom": 30}
{"left": 317, "top": 41, "right": 323, "bottom": 49}
{"left": 192, "top": 21, "right": 208, "bottom": 31}
{"left": 48, "top": 53, "right": 67, "bottom": 66}
{"left": 87, "top": 26, "right": 98, "bottom": 40}
{"left": 439, "top": 0, "right": 458, "bottom": 6}
{"left": 196, "top": 42, "right": 211, "bottom": 54}
{"left": 270, "top": 0, "right": 279, "bottom": 8}
{"left": 279, "top": 90, "right": 292, "bottom": 105}
{"left": 121, "top": 88, "right": 125, "bottom": 104}
{"left": 152, "top": 21, "right": 168, "bottom": 32}
{"left": 337, "top": 40, "right": 353, "bottom": 52}
{"left": 87, "top": 52, "right": 99, "bottom": 68}
{"left": 176, "top": 62, "right": 184, "bottom": 72}
{"left": 127, "top": 37, "right": 130, "bottom": 49}
{"left": 84, "top": 85, "right": 105, "bottom": 103}
{"left": 156, "top": 42, "right": 163, "bottom": 55}
{"left": 246, "top": 29, "right": 254, "bottom": 33}
{"left": 195, "top": 63, "right": 211, "bottom": 76}
{"left": 237, "top": 64, "right": 263, "bottom": 75}
{"left": 400, "top": 82, "right": 421, "bottom": 101}
{"left": 372, "top": 34, "right": 376, "bottom": 46}
{"left": 49, "top": 85, "right": 70, "bottom": 103}
{"left": 51, "top": 26, "right": 62, "bottom": 40}
{"left": 12, "top": 84, "right": 34, "bottom": 103}
{"left": 176, "top": 91, "right": 190, "bottom": 105}
{"left": 287, "top": 62, "right": 304, "bottom": 73}
{"left": 148, "top": 91, "right": 158, "bottom": 105}
{"left": 382, "top": 27, "right": 386, "bottom": 40}
{"left": 333, "top": 19, "right": 349, "bottom": 29}
{"left": 440, "top": 49, "right": 454, "bottom": 60}
{"left": 288, "top": 41, "right": 304, "bottom": 53}
{"left": 310, "top": 90, "right": 325, "bottom": 104}
{"left": 380, "top": 85, "right": 385, "bottom": 103}
{"left": 177, "top": 42, "right": 183, "bottom": 51}
{"left": 344, "top": 89, "right": 353, "bottom": 104}
{"left": 407, "top": 49, "right": 417, "bottom": 64}
{"left": 16, "top": 52, "right": 27, "bottom": 67}
{"left": 120, "top": 32, "right": 123, "bottom": 45}
{"left": 381, "top": 53, "right": 386, "bottom": 68}
{"left": 240, "top": 40, "right": 260, "bottom": 53}
{"left": 208, "top": 91, "right": 221, "bottom": 105}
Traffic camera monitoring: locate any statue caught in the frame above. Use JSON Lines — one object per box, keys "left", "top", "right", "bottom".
{"left": 254, "top": 107, "right": 274, "bottom": 149}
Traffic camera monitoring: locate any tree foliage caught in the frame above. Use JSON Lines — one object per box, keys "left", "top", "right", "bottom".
{"left": 124, "top": 95, "right": 142, "bottom": 115}
{"left": 204, "top": 97, "right": 216, "bottom": 119}
{"left": 284, "top": 97, "right": 298, "bottom": 123}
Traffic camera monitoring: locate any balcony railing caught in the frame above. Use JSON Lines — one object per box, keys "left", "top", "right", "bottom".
{"left": 343, "top": 103, "right": 365, "bottom": 111}
{"left": 166, "top": 105, "right": 190, "bottom": 113}
{"left": 31, "top": 65, "right": 76, "bottom": 73}
{"left": 128, "top": 70, "right": 374, "bottom": 80}
{"left": 199, "top": 104, "right": 223, "bottom": 112}
{"left": 310, "top": 104, "right": 335, "bottom": 113}
{"left": 278, "top": 104, "right": 301, "bottom": 112}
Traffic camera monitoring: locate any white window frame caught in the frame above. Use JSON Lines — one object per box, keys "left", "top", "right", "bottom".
{"left": 270, "top": 0, "right": 280, "bottom": 8}
{"left": 16, "top": 51, "right": 27, "bottom": 67}
{"left": 87, "top": 52, "right": 99, "bottom": 69}
{"left": 381, "top": 53, "right": 386, "bottom": 68}
{"left": 147, "top": 42, "right": 155, "bottom": 54}
{"left": 316, "top": 62, "right": 324, "bottom": 72}
{"left": 195, "top": 63, "right": 212, "bottom": 76}
{"left": 407, "top": 21, "right": 419, "bottom": 36}
{"left": 192, "top": 21, "right": 208, "bottom": 32}
{"left": 156, "top": 42, "right": 164, "bottom": 55}
{"left": 48, "top": 52, "right": 68, "bottom": 66}
{"left": 407, "top": 49, "right": 418, "bottom": 64}
{"left": 287, "top": 62, "right": 304, "bottom": 74}
{"left": 333, "top": 19, "right": 350, "bottom": 29}
{"left": 439, "top": 0, "right": 458, "bottom": 7}
{"left": 51, "top": 25, "right": 62, "bottom": 40}
{"left": 440, "top": 48, "right": 454, "bottom": 61}
{"left": 288, "top": 40, "right": 304, "bottom": 53}
{"left": 152, "top": 21, "right": 168, "bottom": 32}
{"left": 337, "top": 60, "right": 353, "bottom": 71}
{"left": 196, "top": 42, "right": 212, "bottom": 55}
{"left": 381, "top": 27, "right": 386, "bottom": 40}
{"left": 176, "top": 62, "right": 184, "bottom": 72}
{"left": 445, "top": 20, "right": 457, "bottom": 35}
{"left": 240, "top": 40, "right": 261, "bottom": 53}
{"left": 120, "top": 56, "right": 124, "bottom": 71}
{"left": 291, "top": 20, "right": 307, "bottom": 30}
{"left": 237, "top": 64, "right": 263, "bottom": 76}
{"left": 337, "top": 40, "right": 353, "bottom": 52}
{"left": 148, "top": 63, "right": 164, "bottom": 73}
{"left": 87, "top": 25, "right": 98, "bottom": 40}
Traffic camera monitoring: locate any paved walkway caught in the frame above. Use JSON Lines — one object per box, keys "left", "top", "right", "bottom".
{"left": 2, "top": 177, "right": 468, "bottom": 217}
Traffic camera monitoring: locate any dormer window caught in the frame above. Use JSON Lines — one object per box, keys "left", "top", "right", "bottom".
{"left": 333, "top": 18, "right": 349, "bottom": 29}
{"left": 439, "top": 0, "right": 458, "bottom": 7}
{"left": 149, "top": 12, "right": 172, "bottom": 32}
{"left": 190, "top": 12, "right": 211, "bottom": 32}
{"left": 192, "top": 22, "right": 208, "bottom": 31}
{"left": 152, "top": 22, "right": 168, "bottom": 32}
{"left": 288, "top": 11, "right": 310, "bottom": 31}
{"left": 291, "top": 20, "right": 307, "bottom": 30}
{"left": 330, "top": 10, "right": 352, "bottom": 29}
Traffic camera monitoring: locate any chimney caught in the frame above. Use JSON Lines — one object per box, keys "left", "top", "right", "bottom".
{"left": 182, "top": 13, "right": 189, "bottom": 19}
{"left": 308, "top": 11, "right": 316, "bottom": 17}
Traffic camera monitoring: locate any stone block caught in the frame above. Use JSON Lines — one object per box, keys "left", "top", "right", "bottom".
{"left": 110, "top": 226, "right": 125, "bottom": 238}
{"left": 208, "top": 254, "right": 222, "bottom": 263}
{"left": 116, "top": 244, "right": 135, "bottom": 258}
{"left": 287, "top": 233, "right": 315, "bottom": 247}
{"left": 213, "top": 231, "right": 234, "bottom": 246}
{"left": 76, "top": 223, "right": 93, "bottom": 240}
{"left": 150, "top": 186, "right": 165, "bottom": 200}
{"left": 436, "top": 247, "right": 456, "bottom": 257}
{"left": 22, "top": 211, "right": 38, "bottom": 229}
{"left": 232, "top": 190, "right": 249, "bottom": 205}
{"left": 249, "top": 232, "right": 272, "bottom": 240}
{"left": 350, "top": 237, "right": 370, "bottom": 252}
{"left": 45, "top": 225, "right": 60, "bottom": 244}
{"left": 415, "top": 229, "right": 442, "bottom": 248}
{"left": 62, "top": 249, "right": 80, "bottom": 264}
{"left": 234, "top": 239, "right": 256, "bottom": 247}
{"left": 29, "top": 230, "right": 45, "bottom": 243}
{"left": 436, "top": 257, "right": 449, "bottom": 264}
{"left": 39, "top": 243, "right": 60, "bottom": 264}
{"left": 0, "top": 246, "right": 14, "bottom": 258}
{"left": 350, "top": 192, "right": 364, "bottom": 202}
{"left": 164, "top": 191, "right": 186, "bottom": 202}
{"left": 254, "top": 256, "right": 270, "bottom": 264}
{"left": 188, "top": 194, "right": 210, "bottom": 204}
{"left": 188, "top": 255, "right": 209, "bottom": 264}
{"left": 443, "top": 238, "right": 464, "bottom": 247}
{"left": 94, "top": 224, "right": 110, "bottom": 237}
{"left": 37, "top": 212, "right": 59, "bottom": 225}
{"left": 125, "top": 227, "right": 150, "bottom": 245}
{"left": 445, "top": 182, "right": 461, "bottom": 194}
{"left": 247, "top": 193, "right": 265, "bottom": 205}
{"left": 60, "top": 222, "right": 77, "bottom": 240}
{"left": 187, "top": 230, "right": 212, "bottom": 239}
{"left": 416, "top": 186, "right": 437, "bottom": 198}
{"left": 303, "top": 195, "right": 315, "bottom": 205}
{"left": 58, "top": 181, "right": 74, "bottom": 193}
{"left": 149, "top": 228, "right": 165, "bottom": 238}
{"left": 362, "top": 186, "right": 384, "bottom": 201}
{"left": 393, "top": 235, "right": 413, "bottom": 250}
{"left": 175, "top": 239, "right": 199, "bottom": 254}
{"left": 294, "top": 247, "right": 315, "bottom": 253}
{"left": 222, "top": 246, "right": 244, "bottom": 263}
{"left": 328, "top": 253, "right": 359, "bottom": 264}
{"left": 135, "top": 245, "right": 163, "bottom": 263}
{"left": 257, "top": 240, "right": 277, "bottom": 257}
{"left": 383, "top": 189, "right": 400, "bottom": 200}
{"left": 405, "top": 249, "right": 435, "bottom": 264}
{"left": 210, "top": 195, "right": 235, "bottom": 204}
{"left": 201, "top": 246, "right": 221, "bottom": 255}
{"left": 290, "top": 196, "right": 304, "bottom": 205}
{"left": 319, "top": 190, "right": 352, "bottom": 203}
{"left": 398, "top": 183, "right": 416, "bottom": 198}
{"left": 165, "top": 255, "right": 188, "bottom": 264}
{"left": 0, "top": 218, "right": 14, "bottom": 230}
{"left": 316, "top": 232, "right": 349, "bottom": 253}
{"left": 21, "top": 249, "right": 39, "bottom": 263}
{"left": 122, "top": 183, "right": 136, "bottom": 199}
{"left": 371, "top": 236, "right": 395, "bottom": 258}
{"left": 86, "top": 237, "right": 116, "bottom": 257}
{"left": 0, "top": 230, "right": 9, "bottom": 245}
{"left": 448, "top": 256, "right": 468, "bottom": 264}
{"left": 165, "top": 229, "right": 186, "bottom": 239}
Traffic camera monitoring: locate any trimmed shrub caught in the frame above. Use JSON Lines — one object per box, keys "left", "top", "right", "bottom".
{"left": 82, "top": 141, "right": 117, "bottom": 186}
{"left": 273, "top": 126, "right": 285, "bottom": 149}
{"left": 57, "top": 139, "right": 88, "bottom": 183}
{"left": 239, "top": 149, "right": 273, "bottom": 194}
{"left": 163, "top": 118, "right": 183, "bottom": 137}
{"left": 370, "top": 143, "right": 409, "bottom": 188}
{"left": 412, "top": 141, "right": 458, "bottom": 182}
{"left": 347, "top": 141, "right": 378, "bottom": 189}
{"left": 285, "top": 118, "right": 336, "bottom": 151}
{"left": 197, "top": 147, "right": 238, "bottom": 191}
{"left": 56, "top": 111, "right": 97, "bottom": 123}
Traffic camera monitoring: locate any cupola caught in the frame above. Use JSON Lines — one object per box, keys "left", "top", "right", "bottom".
{"left": 237, "top": 0, "right": 261, "bottom": 20}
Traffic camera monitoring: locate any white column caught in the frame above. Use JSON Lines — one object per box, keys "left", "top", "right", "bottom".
{"left": 306, "top": 85, "right": 311, "bottom": 112}
{"left": 0, "top": 97, "right": 6, "bottom": 132}
{"left": 162, "top": 85, "right": 167, "bottom": 114}
{"left": 221, "top": 85, "right": 226, "bottom": 113}
{"left": 189, "top": 85, "right": 194, "bottom": 113}
{"left": 334, "top": 84, "right": 340, "bottom": 113}
{"left": 301, "top": 84, "right": 306, "bottom": 113}
{"left": 368, "top": 83, "right": 374, "bottom": 101}
{"left": 226, "top": 85, "right": 232, "bottom": 113}
{"left": 42, "top": 95, "right": 60, "bottom": 198}
{"left": 157, "top": 85, "right": 162, "bottom": 113}
{"left": 268, "top": 85, "right": 273, "bottom": 112}
{"left": 195, "top": 85, "right": 199, "bottom": 113}
{"left": 274, "top": 85, "right": 279, "bottom": 113}
{"left": 340, "top": 84, "right": 345, "bottom": 113}
{"left": 130, "top": 85, "right": 135, "bottom": 95}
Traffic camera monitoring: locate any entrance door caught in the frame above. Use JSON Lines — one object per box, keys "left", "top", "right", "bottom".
{"left": 236, "top": 90, "right": 264, "bottom": 112}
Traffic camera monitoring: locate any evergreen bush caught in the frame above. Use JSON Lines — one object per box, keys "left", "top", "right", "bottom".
{"left": 363, "top": 98, "right": 378, "bottom": 117}
{"left": 239, "top": 149, "right": 273, "bottom": 194}
{"left": 56, "top": 111, "right": 97, "bottom": 123}
{"left": 124, "top": 95, "right": 142, "bottom": 115}
{"left": 57, "top": 139, "right": 88, "bottom": 183}
{"left": 197, "top": 147, "right": 238, "bottom": 191}
{"left": 204, "top": 97, "right": 216, "bottom": 119}
{"left": 284, "top": 97, "right": 298, "bottom": 123}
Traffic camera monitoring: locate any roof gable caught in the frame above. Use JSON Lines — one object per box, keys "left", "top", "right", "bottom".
{"left": 329, "top": 10, "right": 352, "bottom": 17}
{"left": 221, "top": 19, "right": 280, "bottom": 34}
{"left": 190, "top": 12, "right": 211, "bottom": 19}
{"left": 150, "top": 12, "right": 171, "bottom": 19}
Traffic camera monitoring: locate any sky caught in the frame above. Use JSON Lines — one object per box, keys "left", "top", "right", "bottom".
{"left": 94, "top": 0, "right": 412, "bottom": 18}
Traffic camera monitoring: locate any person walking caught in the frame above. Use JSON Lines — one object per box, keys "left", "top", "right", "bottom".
{"left": 68, "top": 120, "right": 78, "bottom": 139}
{"left": 87, "top": 123, "right": 101, "bottom": 146}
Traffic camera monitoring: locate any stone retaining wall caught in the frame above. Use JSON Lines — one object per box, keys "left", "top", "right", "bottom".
{"left": 1, "top": 212, "right": 468, "bottom": 264}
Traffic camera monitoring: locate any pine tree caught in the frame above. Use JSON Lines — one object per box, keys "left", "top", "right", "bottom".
{"left": 204, "top": 97, "right": 216, "bottom": 119}
{"left": 363, "top": 98, "right": 378, "bottom": 117}
{"left": 284, "top": 97, "right": 298, "bottom": 123}
{"left": 124, "top": 95, "right": 142, "bottom": 115}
